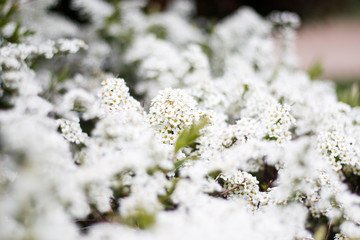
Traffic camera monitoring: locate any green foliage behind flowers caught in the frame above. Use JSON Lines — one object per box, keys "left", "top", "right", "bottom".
{"left": 0, "top": 0, "right": 33, "bottom": 44}
{"left": 308, "top": 60, "right": 324, "bottom": 80}
{"left": 337, "top": 81, "right": 360, "bottom": 107}
{"left": 121, "top": 208, "right": 156, "bottom": 229}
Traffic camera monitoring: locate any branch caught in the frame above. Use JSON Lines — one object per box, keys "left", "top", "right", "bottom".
{"left": 215, "top": 180, "right": 245, "bottom": 198}
{"left": 263, "top": 179, "right": 274, "bottom": 192}
{"left": 325, "top": 223, "right": 332, "bottom": 240}
{"left": 94, "top": 209, "right": 109, "bottom": 222}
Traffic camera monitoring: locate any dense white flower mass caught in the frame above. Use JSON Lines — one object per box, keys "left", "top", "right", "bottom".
{"left": 218, "top": 170, "right": 269, "bottom": 211}
{"left": 101, "top": 77, "right": 143, "bottom": 114}
{"left": 148, "top": 88, "right": 201, "bottom": 144}
{"left": 57, "top": 118, "right": 88, "bottom": 144}
{"left": 1, "top": 0, "right": 360, "bottom": 240}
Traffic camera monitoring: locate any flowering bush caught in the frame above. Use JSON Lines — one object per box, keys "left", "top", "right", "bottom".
{"left": 1, "top": 0, "right": 360, "bottom": 239}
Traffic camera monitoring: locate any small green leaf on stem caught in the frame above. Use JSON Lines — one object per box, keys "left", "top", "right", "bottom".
{"left": 174, "top": 117, "right": 209, "bottom": 153}
{"left": 122, "top": 208, "right": 156, "bottom": 229}
{"left": 174, "top": 160, "right": 186, "bottom": 171}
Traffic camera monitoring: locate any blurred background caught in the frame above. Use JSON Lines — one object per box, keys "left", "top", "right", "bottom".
{"left": 53, "top": 0, "right": 360, "bottom": 80}
{"left": 146, "top": 0, "right": 360, "bottom": 105}
{"left": 53, "top": 0, "right": 360, "bottom": 104}
{"left": 147, "top": 0, "right": 360, "bottom": 80}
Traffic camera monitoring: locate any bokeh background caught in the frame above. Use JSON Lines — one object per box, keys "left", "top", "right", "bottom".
{"left": 53, "top": 0, "right": 360, "bottom": 103}
{"left": 147, "top": 0, "right": 360, "bottom": 105}
{"left": 146, "top": 0, "right": 360, "bottom": 80}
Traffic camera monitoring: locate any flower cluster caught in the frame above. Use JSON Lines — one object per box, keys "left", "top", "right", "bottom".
{"left": 334, "top": 233, "right": 348, "bottom": 240}
{"left": 262, "top": 103, "right": 295, "bottom": 144}
{"left": 148, "top": 88, "right": 201, "bottom": 144}
{"left": 218, "top": 171, "right": 269, "bottom": 211}
{"left": 57, "top": 118, "right": 88, "bottom": 144}
{"left": 318, "top": 130, "right": 360, "bottom": 172}
{"left": 101, "top": 78, "right": 143, "bottom": 114}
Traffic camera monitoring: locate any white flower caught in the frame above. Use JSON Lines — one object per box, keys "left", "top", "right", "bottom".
{"left": 56, "top": 118, "right": 88, "bottom": 144}
{"left": 148, "top": 88, "right": 201, "bottom": 144}
{"left": 100, "top": 77, "right": 143, "bottom": 114}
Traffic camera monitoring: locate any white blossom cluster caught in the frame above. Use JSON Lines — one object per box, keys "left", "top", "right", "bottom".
{"left": 148, "top": 88, "right": 201, "bottom": 144}
{"left": 218, "top": 171, "right": 269, "bottom": 211}
{"left": 0, "top": 39, "right": 87, "bottom": 97}
{"left": 262, "top": 103, "right": 295, "bottom": 144}
{"left": 57, "top": 118, "right": 88, "bottom": 144}
{"left": 101, "top": 78, "right": 143, "bottom": 114}
{"left": 317, "top": 127, "right": 360, "bottom": 173}
{"left": 1, "top": 1, "right": 360, "bottom": 240}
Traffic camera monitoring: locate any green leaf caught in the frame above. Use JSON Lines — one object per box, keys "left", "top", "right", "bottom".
{"left": 147, "top": 24, "right": 167, "bottom": 40}
{"left": 122, "top": 208, "right": 156, "bottom": 229}
{"left": 172, "top": 156, "right": 197, "bottom": 172}
{"left": 337, "top": 82, "right": 360, "bottom": 107}
{"left": 174, "top": 160, "right": 186, "bottom": 171}
{"left": 0, "top": 1, "right": 19, "bottom": 28}
{"left": 208, "top": 170, "right": 221, "bottom": 179}
{"left": 174, "top": 117, "right": 209, "bottom": 153}
{"left": 57, "top": 65, "right": 70, "bottom": 83}
{"left": 199, "top": 42, "right": 213, "bottom": 61}
{"left": 158, "top": 178, "right": 179, "bottom": 210}
{"left": 308, "top": 60, "right": 324, "bottom": 80}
